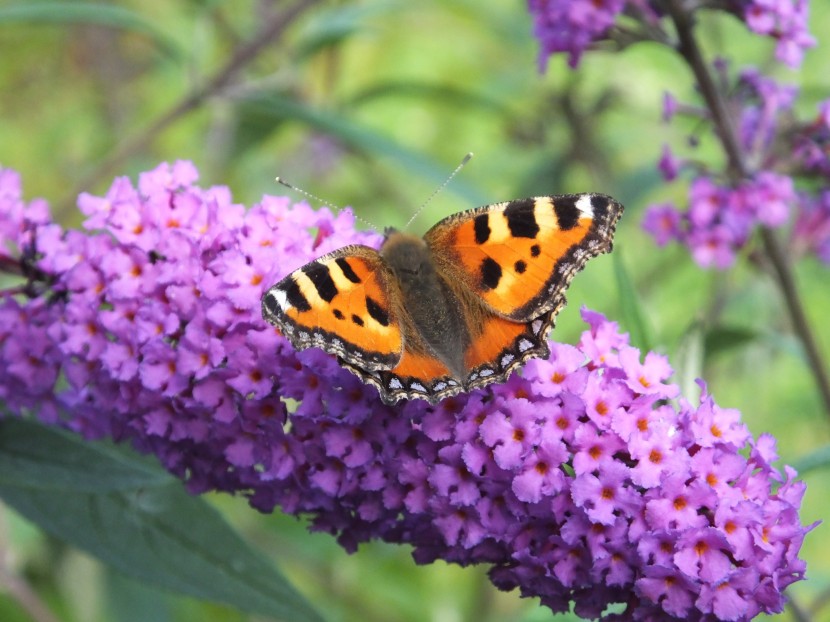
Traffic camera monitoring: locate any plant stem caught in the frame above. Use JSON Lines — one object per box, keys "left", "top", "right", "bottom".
{"left": 666, "top": 0, "right": 830, "bottom": 416}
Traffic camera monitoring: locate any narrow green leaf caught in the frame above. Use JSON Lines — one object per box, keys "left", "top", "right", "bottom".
{"left": 294, "top": 2, "right": 405, "bottom": 60}
{"left": 0, "top": 2, "right": 182, "bottom": 60}
{"left": 346, "top": 81, "right": 509, "bottom": 115}
{"left": 675, "top": 320, "right": 705, "bottom": 402}
{"left": 612, "top": 248, "right": 652, "bottom": 352}
{"left": 702, "top": 325, "right": 762, "bottom": 360}
{"left": 791, "top": 444, "right": 830, "bottom": 476}
{"left": 0, "top": 419, "right": 323, "bottom": 622}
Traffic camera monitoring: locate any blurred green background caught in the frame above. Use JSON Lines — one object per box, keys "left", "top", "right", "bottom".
{"left": 1, "top": 1, "right": 828, "bottom": 620}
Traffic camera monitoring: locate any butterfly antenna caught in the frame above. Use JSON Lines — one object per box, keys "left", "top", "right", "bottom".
{"left": 403, "top": 152, "right": 473, "bottom": 231}
{"left": 275, "top": 177, "right": 377, "bottom": 230}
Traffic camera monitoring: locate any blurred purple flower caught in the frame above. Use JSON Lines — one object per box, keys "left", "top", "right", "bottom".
{"left": 528, "top": 0, "right": 626, "bottom": 69}
{"left": 658, "top": 144, "right": 681, "bottom": 181}
{"left": 793, "top": 190, "right": 830, "bottom": 264}
{"left": 0, "top": 164, "right": 815, "bottom": 620}
{"left": 642, "top": 203, "right": 682, "bottom": 246}
{"left": 662, "top": 91, "right": 678, "bottom": 123}
{"left": 795, "top": 98, "right": 830, "bottom": 178}
{"left": 736, "top": 68, "right": 798, "bottom": 159}
{"left": 642, "top": 171, "right": 796, "bottom": 269}
{"left": 529, "top": 1, "right": 815, "bottom": 72}
{"left": 737, "top": 0, "right": 816, "bottom": 67}
{"left": 640, "top": 66, "right": 830, "bottom": 269}
{"left": 527, "top": 1, "right": 823, "bottom": 272}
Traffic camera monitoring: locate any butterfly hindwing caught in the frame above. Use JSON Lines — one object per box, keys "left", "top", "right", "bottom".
{"left": 353, "top": 306, "right": 556, "bottom": 405}
{"left": 261, "top": 245, "right": 404, "bottom": 371}
{"left": 425, "top": 194, "right": 623, "bottom": 321}
{"left": 344, "top": 348, "right": 461, "bottom": 405}
{"left": 462, "top": 309, "right": 552, "bottom": 389}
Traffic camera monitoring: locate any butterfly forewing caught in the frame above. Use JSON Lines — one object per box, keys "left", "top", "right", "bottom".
{"left": 425, "top": 194, "right": 623, "bottom": 322}
{"left": 262, "top": 246, "right": 404, "bottom": 371}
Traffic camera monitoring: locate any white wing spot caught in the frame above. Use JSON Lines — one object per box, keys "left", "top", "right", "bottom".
{"left": 518, "top": 339, "right": 534, "bottom": 352}
{"left": 270, "top": 289, "right": 290, "bottom": 311}
{"left": 501, "top": 354, "right": 515, "bottom": 367}
{"left": 389, "top": 378, "right": 403, "bottom": 389}
{"left": 576, "top": 195, "right": 595, "bottom": 217}
{"left": 411, "top": 382, "right": 427, "bottom": 393}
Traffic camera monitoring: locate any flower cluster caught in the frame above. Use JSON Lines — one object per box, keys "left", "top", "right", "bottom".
{"left": 527, "top": 0, "right": 627, "bottom": 69}
{"left": 528, "top": 1, "right": 815, "bottom": 71}
{"left": 643, "top": 172, "right": 795, "bottom": 268}
{"left": 0, "top": 161, "right": 380, "bottom": 438}
{"left": 0, "top": 163, "right": 813, "bottom": 620}
{"left": 643, "top": 66, "right": 830, "bottom": 268}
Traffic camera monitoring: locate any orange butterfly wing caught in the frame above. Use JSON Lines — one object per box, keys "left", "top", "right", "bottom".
{"left": 359, "top": 349, "right": 461, "bottom": 404}
{"left": 262, "top": 246, "right": 463, "bottom": 403}
{"left": 425, "top": 194, "right": 623, "bottom": 321}
{"left": 425, "top": 194, "right": 623, "bottom": 390}
{"left": 262, "top": 246, "right": 404, "bottom": 371}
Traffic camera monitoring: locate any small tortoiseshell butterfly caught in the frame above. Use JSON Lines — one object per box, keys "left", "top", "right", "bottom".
{"left": 262, "top": 194, "right": 623, "bottom": 404}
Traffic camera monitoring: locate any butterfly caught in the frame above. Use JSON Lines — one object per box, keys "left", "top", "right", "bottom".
{"left": 262, "top": 193, "right": 623, "bottom": 405}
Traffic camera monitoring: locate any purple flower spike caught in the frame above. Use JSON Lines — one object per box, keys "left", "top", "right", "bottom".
{"left": 528, "top": 2, "right": 815, "bottom": 72}
{"left": 642, "top": 170, "right": 796, "bottom": 270}
{"left": 528, "top": 0, "right": 627, "bottom": 69}
{"left": 0, "top": 163, "right": 815, "bottom": 621}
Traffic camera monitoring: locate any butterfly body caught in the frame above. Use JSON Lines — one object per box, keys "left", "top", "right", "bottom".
{"left": 263, "top": 193, "right": 623, "bottom": 404}
{"left": 380, "top": 231, "right": 471, "bottom": 379}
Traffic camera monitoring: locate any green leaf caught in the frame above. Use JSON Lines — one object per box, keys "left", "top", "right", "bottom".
{"left": 346, "top": 81, "right": 509, "bottom": 115}
{"left": 0, "top": 2, "right": 183, "bottom": 60}
{"left": 0, "top": 418, "right": 323, "bottom": 622}
{"left": 675, "top": 320, "right": 705, "bottom": 402}
{"left": 105, "top": 572, "right": 174, "bottom": 622}
{"left": 0, "top": 418, "right": 171, "bottom": 492}
{"left": 294, "top": 2, "right": 405, "bottom": 60}
{"left": 703, "top": 325, "right": 762, "bottom": 360}
{"left": 612, "top": 248, "right": 652, "bottom": 352}
{"left": 791, "top": 443, "right": 830, "bottom": 476}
